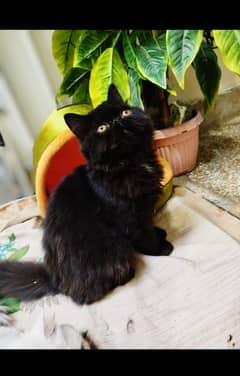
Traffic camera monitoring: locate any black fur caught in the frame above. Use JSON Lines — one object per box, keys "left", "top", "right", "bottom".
{"left": 0, "top": 84, "right": 173, "bottom": 305}
{"left": 0, "top": 262, "right": 58, "bottom": 300}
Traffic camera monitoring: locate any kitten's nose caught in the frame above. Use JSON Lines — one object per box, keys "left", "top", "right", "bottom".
{"left": 111, "top": 118, "right": 121, "bottom": 126}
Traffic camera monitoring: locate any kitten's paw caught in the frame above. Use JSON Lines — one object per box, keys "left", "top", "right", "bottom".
{"left": 159, "top": 239, "right": 174, "bottom": 256}
{"left": 155, "top": 227, "right": 167, "bottom": 240}
{"left": 139, "top": 240, "right": 174, "bottom": 256}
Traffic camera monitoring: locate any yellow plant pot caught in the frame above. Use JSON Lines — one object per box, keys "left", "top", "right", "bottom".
{"left": 34, "top": 107, "right": 173, "bottom": 218}
{"left": 156, "top": 153, "right": 173, "bottom": 210}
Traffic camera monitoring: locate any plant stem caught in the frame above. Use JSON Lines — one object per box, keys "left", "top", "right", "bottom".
{"left": 142, "top": 81, "right": 171, "bottom": 129}
{"left": 159, "top": 89, "right": 170, "bottom": 128}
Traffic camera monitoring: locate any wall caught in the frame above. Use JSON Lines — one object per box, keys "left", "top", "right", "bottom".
{"left": 0, "top": 30, "right": 60, "bottom": 203}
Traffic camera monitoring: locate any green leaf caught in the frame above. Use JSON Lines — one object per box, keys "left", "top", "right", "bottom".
{"left": 52, "top": 30, "right": 83, "bottom": 76}
{"left": 8, "top": 233, "right": 16, "bottom": 242}
{"left": 111, "top": 30, "right": 122, "bottom": 48}
{"left": 56, "top": 68, "right": 88, "bottom": 100}
{"left": 136, "top": 30, "right": 154, "bottom": 45}
{"left": 167, "top": 30, "right": 204, "bottom": 89}
{"left": 193, "top": 41, "right": 221, "bottom": 110}
{"left": 0, "top": 297, "right": 21, "bottom": 314}
{"left": 89, "top": 48, "right": 130, "bottom": 108}
{"left": 128, "top": 68, "right": 144, "bottom": 109}
{"left": 75, "top": 31, "right": 122, "bottom": 71}
{"left": 152, "top": 30, "right": 164, "bottom": 38}
{"left": 7, "top": 248, "right": 18, "bottom": 253}
{"left": 123, "top": 31, "right": 138, "bottom": 71}
{"left": 72, "top": 75, "right": 92, "bottom": 105}
{"left": 213, "top": 30, "right": 240, "bottom": 75}
{"left": 75, "top": 56, "right": 95, "bottom": 71}
{"left": 59, "top": 104, "right": 92, "bottom": 116}
{"left": 134, "top": 35, "right": 168, "bottom": 89}
{"left": 73, "top": 30, "right": 113, "bottom": 68}
{"left": 166, "top": 85, "right": 177, "bottom": 96}
{"left": 8, "top": 245, "right": 29, "bottom": 261}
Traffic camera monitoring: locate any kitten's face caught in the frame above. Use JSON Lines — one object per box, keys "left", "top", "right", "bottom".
{"left": 64, "top": 85, "right": 153, "bottom": 166}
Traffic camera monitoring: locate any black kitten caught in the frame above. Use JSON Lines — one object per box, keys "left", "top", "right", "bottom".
{"left": 0, "top": 85, "right": 173, "bottom": 305}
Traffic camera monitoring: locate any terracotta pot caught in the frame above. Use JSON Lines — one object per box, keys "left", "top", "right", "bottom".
{"left": 153, "top": 111, "right": 204, "bottom": 176}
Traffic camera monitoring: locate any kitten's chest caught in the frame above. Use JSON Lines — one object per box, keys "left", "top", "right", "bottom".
{"left": 109, "top": 164, "right": 161, "bottom": 199}
{"left": 107, "top": 197, "right": 154, "bottom": 238}
{"left": 100, "top": 172, "right": 158, "bottom": 230}
{"left": 89, "top": 163, "right": 160, "bottom": 224}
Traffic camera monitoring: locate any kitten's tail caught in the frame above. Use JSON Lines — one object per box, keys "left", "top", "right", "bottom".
{"left": 0, "top": 261, "right": 58, "bottom": 301}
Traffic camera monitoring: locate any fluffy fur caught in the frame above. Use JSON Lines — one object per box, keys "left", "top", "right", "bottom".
{"left": 0, "top": 84, "right": 173, "bottom": 306}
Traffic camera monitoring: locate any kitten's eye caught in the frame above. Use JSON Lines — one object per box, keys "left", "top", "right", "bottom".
{"left": 97, "top": 124, "right": 108, "bottom": 133}
{"left": 121, "top": 109, "right": 132, "bottom": 118}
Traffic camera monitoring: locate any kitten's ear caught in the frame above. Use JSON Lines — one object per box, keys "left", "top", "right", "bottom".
{"left": 107, "top": 84, "right": 124, "bottom": 105}
{"left": 64, "top": 113, "right": 89, "bottom": 140}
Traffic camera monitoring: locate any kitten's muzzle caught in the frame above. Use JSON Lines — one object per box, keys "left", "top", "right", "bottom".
{"left": 109, "top": 118, "right": 123, "bottom": 127}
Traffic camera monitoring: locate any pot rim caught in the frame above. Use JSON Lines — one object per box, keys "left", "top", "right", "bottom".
{"left": 153, "top": 111, "right": 204, "bottom": 140}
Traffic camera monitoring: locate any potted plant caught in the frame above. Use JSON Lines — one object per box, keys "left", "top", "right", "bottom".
{"left": 50, "top": 30, "right": 240, "bottom": 176}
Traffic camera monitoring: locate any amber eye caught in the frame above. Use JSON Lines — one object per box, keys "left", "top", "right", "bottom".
{"left": 97, "top": 124, "right": 108, "bottom": 133}
{"left": 121, "top": 109, "right": 132, "bottom": 118}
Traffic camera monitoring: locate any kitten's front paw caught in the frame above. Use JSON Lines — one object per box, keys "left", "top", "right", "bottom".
{"left": 155, "top": 227, "right": 167, "bottom": 240}
{"left": 159, "top": 239, "right": 174, "bottom": 255}
{"left": 138, "top": 240, "right": 173, "bottom": 256}
{"left": 154, "top": 227, "right": 173, "bottom": 255}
